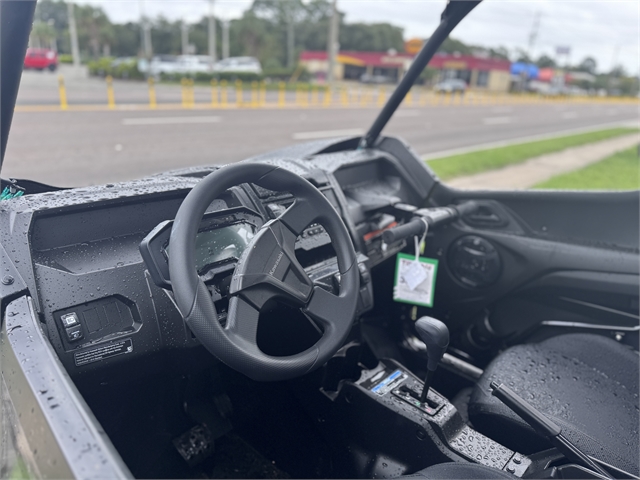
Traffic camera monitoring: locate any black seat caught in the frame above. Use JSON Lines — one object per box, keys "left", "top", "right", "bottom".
{"left": 403, "top": 462, "right": 514, "bottom": 479}
{"left": 468, "top": 333, "right": 639, "bottom": 476}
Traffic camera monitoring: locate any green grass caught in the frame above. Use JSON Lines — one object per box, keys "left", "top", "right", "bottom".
{"left": 533, "top": 146, "right": 640, "bottom": 190}
{"left": 427, "top": 127, "right": 638, "bottom": 180}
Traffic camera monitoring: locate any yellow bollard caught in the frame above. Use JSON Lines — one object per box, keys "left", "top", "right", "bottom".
{"left": 298, "top": 84, "right": 308, "bottom": 107}
{"left": 148, "top": 77, "right": 157, "bottom": 109}
{"left": 323, "top": 86, "right": 331, "bottom": 107}
{"left": 106, "top": 75, "right": 115, "bottom": 109}
{"left": 359, "top": 87, "right": 367, "bottom": 107}
{"left": 405, "top": 89, "right": 413, "bottom": 106}
{"left": 278, "top": 82, "right": 286, "bottom": 107}
{"left": 251, "top": 81, "right": 258, "bottom": 108}
{"left": 211, "top": 79, "right": 218, "bottom": 107}
{"left": 58, "top": 75, "right": 68, "bottom": 110}
{"left": 181, "top": 78, "right": 187, "bottom": 107}
{"left": 220, "top": 79, "right": 228, "bottom": 108}
{"left": 419, "top": 88, "right": 428, "bottom": 106}
{"left": 340, "top": 87, "right": 348, "bottom": 107}
{"left": 260, "top": 81, "right": 267, "bottom": 106}
{"left": 188, "top": 79, "right": 195, "bottom": 108}
{"left": 235, "top": 79, "right": 243, "bottom": 107}
{"left": 377, "top": 86, "right": 385, "bottom": 107}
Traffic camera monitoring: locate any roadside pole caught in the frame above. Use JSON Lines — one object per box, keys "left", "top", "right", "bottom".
{"left": 208, "top": 0, "right": 217, "bottom": 71}
{"left": 222, "top": 20, "right": 230, "bottom": 59}
{"left": 67, "top": 2, "right": 80, "bottom": 68}
{"left": 327, "top": 0, "right": 338, "bottom": 86}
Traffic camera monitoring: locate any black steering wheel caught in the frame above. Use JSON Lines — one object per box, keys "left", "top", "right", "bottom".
{"left": 168, "top": 163, "right": 360, "bottom": 381}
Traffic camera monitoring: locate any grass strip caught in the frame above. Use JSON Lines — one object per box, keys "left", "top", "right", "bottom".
{"left": 533, "top": 146, "right": 639, "bottom": 190}
{"left": 427, "top": 127, "right": 638, "bottom": 180}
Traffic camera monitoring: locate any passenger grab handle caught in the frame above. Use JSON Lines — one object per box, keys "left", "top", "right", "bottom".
{"left": 382, "top": 201, "right": 479, "bottom": 244}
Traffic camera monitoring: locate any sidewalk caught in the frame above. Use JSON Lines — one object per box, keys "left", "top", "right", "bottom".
{"left": 446, "top": 132, "right": 640, "bottom": 190}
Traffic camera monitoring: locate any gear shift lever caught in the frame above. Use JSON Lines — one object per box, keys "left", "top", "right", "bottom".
{"left": 415, "top": 317, "right": 449, "bottom": 403}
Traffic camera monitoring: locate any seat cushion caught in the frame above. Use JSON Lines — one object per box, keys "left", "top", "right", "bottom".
{"left": 403, "top": 462, "right": 514, "bottom": 479}
{"left": 469, "top": 334, "right": 639, "bottom": 475}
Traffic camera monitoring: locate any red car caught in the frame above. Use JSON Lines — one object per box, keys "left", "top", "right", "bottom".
{"left": 24, "top": 47, "right": 58, "bottom": 71}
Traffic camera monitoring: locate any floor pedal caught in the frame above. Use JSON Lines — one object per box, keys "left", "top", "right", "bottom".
{"left": 173, "top": 424, "right": 214, "bottom": 467}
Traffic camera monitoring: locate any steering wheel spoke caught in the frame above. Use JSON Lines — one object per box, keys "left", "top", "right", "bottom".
{"left": 278, "top": 197, "right": 319, "bottom": 236}
{"left": 226, "top": 295, "right": 260, "bottom": 344}
{"left": 303, "top": 286, "right": 352, "bottom": 330}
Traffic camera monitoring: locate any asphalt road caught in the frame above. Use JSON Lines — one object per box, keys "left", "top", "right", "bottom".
{"left": 4, "top": 103, "right": 637, "bottom": 187}
{"left": 4, "top": 70, "right": 638, "bottom": 186}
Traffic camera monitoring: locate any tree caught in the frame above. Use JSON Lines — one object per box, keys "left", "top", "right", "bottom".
{"left": 488, "top": 46, "right": 510, "bottom": 60}
{"left": 31, "top": 21, "right": 57, "bottom": 49}
{"left": 229, "top": 12, "right": 280, "bottom": 62}
{"left": 610, "top": 65, "right": 627, "bottom": 77}
{"left": 252, "top": 0, "right": 307, "bottom": 67}
{"left": 438, "top": 37, "right": 473, "bottom": 55}
{"left": 75, "top": 4, "right": 114, "bottom": 58}
{"left": 340, "top": 23, "right": 404, "bottom": 52}
{"left": 34, "top": 0, "right": 68, "bottom": 30}
{"left": 34, "top": 0, "right": 69, "bottom": 53}
{"left": 112, "top": 23, "right": 141, "bottom": 57}
{"left": 576, "top": 56, "right": 597, "bottom": 74}
{"left": 536, "top": 54, "right": 556, "bottom": 68}
{"left": 150, "top": 16, "right": 181, "bottom": 55}
{"left": 514, "top": 48, "right": 531, "bottom": 63}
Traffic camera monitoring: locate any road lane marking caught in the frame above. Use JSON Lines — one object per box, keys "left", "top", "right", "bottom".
{"left": 562, "top": 112, "right": 578, "bottom": 119}
{"left": 292, "top": 128, "right": 364, "bottom": 140}
{"left": 483, "top": 116, "right": 512, "bottom": 125}
{"left": 122, "top": 116, "right": 221, "bottom": 125}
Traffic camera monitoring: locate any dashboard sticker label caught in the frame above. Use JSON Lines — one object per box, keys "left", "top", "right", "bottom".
{"left": 370, "top": 369, "right": 407, "bottom": 395}
{"left": 393, "top": 253, "right": 438, "bottom": 307}
{"left": 74, "top": 339, "right": 133, "bottom": 367}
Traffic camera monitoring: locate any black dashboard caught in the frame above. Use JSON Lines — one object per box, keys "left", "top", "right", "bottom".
{"left": 2, "top": 134, "right": 639, "bottom": 382}
{"left": 0, "top": 136, "right": 439, "bottom": 381}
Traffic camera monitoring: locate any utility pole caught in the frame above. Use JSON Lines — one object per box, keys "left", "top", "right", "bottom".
{"left": 181, "top": 20, "right": 189, "bottom": 55}
{"left": 222, "top": 20, "right": 230, "bottom": 59}
{"left": 287, "top": 19, "right": 295, "bottom": 68}
{"left": 208, "top": 0, "right": 217, "bottom": 69}
{"left": 527, "top": 11, "right": 541, "bottom": 61}
{"left": 139, "top": 0, "right": 152, "bottom": 71}
{"left": 67, "top": 2, "right": 80, "bottom": 67}
{"left": 327, "top": 0, "right": 339, "bottom": 84}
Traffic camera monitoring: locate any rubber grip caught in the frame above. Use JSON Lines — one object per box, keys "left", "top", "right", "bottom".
{"left": 382, "top": 218, "right": 426, "bottom": 244}
{"left": 454, "top": 200, "right": 479, "bottom": 216}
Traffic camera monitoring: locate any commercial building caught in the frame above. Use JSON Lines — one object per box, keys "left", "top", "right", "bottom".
{"left": 299, "top": 51, "right": 511, "bottom": 91}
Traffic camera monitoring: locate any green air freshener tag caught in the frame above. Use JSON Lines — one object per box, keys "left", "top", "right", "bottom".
{"left": 393, "top": 252, "right": 439, "bottom": 307}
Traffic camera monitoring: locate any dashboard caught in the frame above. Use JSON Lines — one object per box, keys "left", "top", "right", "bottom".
{"left": 2, "top": 134, "right": 638, "bottom": 386}
{"left": 0, "top": 136, "right": 436, "bottom": 380}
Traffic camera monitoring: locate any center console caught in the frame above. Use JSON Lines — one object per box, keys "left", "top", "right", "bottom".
{"left": 296, "top": 342, "right": 532, "bottom": 478}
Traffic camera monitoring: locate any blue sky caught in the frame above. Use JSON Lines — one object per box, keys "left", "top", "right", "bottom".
{"left": 74, "top": 0, "right": 639, "bottom": 75}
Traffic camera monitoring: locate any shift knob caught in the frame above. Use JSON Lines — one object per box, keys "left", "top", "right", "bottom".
{"left": 416, "top": 316, "right": 449, "bottom": 371}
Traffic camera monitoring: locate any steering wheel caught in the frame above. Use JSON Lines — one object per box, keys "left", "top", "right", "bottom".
{"left": 169, "top": 163, "right": 360, "bottom": 381}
